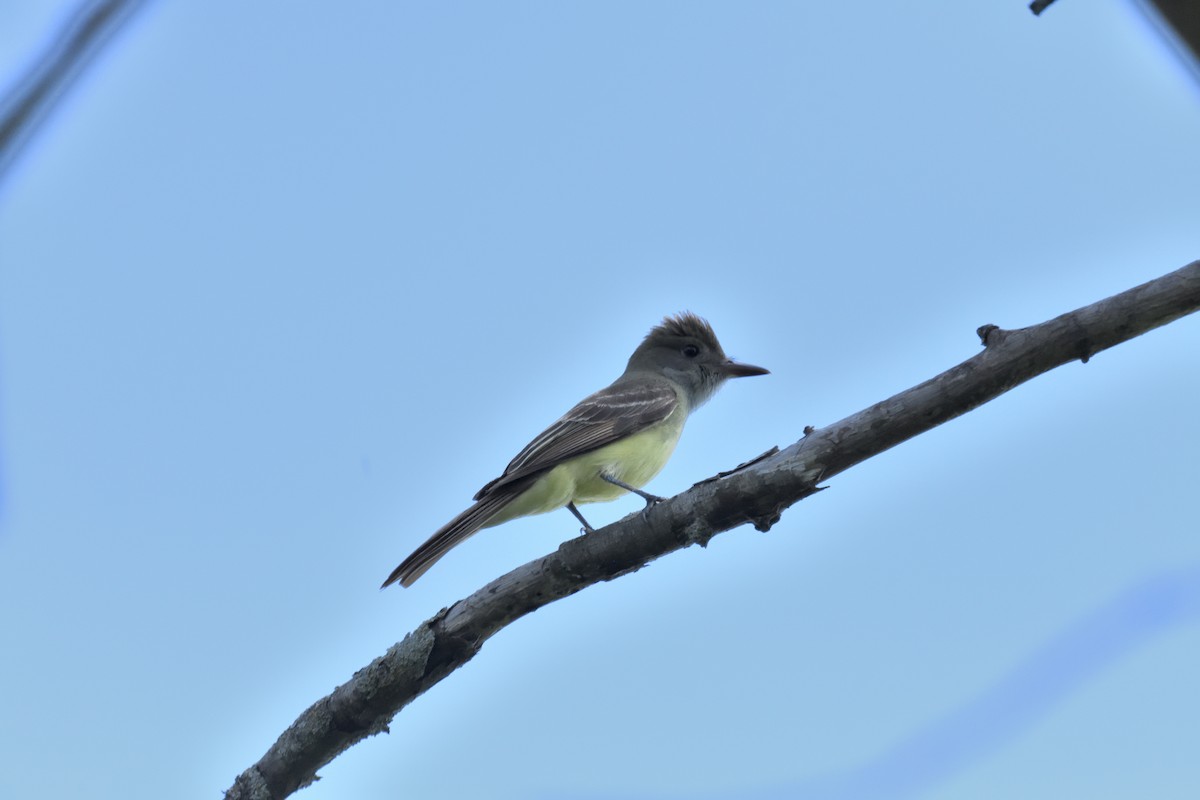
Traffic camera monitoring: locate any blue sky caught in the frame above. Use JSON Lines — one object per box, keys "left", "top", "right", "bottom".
{"left": 1, "top": 2, "right": 1198, "bottom": 799}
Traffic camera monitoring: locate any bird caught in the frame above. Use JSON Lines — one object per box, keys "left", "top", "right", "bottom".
{"left": 381, "top": 312, "right": 768, "bottom": 588}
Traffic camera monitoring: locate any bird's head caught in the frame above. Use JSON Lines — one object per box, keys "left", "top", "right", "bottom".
{"left": 625, "top": 312, "right": 768, "bottom": 408}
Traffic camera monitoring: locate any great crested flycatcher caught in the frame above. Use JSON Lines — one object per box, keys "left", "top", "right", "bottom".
{"left": 382, "top": 312, "right": 768, "bottom": 588}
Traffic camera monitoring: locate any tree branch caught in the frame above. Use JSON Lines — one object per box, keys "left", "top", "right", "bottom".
{"left": 225, "top": 260, "right": 1200, "bottom": 799}
{"left": 0, "top": 0, "right": 145, "bottom": 186}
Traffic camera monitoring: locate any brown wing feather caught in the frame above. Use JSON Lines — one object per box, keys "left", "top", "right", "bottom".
{"left": 381, "top": 475, "right": 536, "bottom": 588}
{"left": 473, "top": 379, "right": 679, "bottom": 500}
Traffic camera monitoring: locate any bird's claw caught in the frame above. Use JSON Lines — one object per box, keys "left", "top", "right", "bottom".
{"left": 638, "top": 495, "right": 666, "bottom": 522}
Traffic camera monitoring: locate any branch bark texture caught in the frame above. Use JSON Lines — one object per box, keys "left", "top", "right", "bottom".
{"left": 225, "top": 260, "right": 1200, "bottom": 799}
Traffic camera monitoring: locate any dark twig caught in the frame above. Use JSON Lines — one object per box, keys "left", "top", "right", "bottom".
{"left": 0, "top": 0, "right": 146, "bottom": 187}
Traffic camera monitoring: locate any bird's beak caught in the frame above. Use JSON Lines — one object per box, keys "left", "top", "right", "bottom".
{"left": 720, "top": 359, "right": 770, "bottom": 378}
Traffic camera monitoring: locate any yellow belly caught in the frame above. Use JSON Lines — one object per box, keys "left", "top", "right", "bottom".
{"left": 564, "top": 415, "right": 685, "bottom": 503}
{"left": 482, "top": 409, "right": 685, "bottom": 528}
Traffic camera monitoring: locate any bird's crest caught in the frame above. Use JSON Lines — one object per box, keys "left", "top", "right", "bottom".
{"left": 647, "top": 312, "right": 720, "bottom": 349}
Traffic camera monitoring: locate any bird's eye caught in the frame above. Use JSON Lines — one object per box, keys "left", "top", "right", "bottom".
{"left": 682, "top": 344, "right": 700, "bottom": 358}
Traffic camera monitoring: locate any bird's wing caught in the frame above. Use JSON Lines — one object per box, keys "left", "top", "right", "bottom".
{"left": 473, "top": 379, "right": 680, "bottom": 500}
{"left": 381, "top": 478, "right": 536, "bottom": 588}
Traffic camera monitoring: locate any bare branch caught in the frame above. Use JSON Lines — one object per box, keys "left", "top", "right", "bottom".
{"left": 0, "top": 0, "right": 146, "bottom": 186}
{"left": 1140, "top": 0, "right": 1200, "bottom": 80}
{"left": 225, "top": 260, "right": 1200, "bottom": 799}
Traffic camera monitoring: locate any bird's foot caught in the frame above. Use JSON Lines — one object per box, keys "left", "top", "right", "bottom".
{"left": 566, "top": 502, "right": 595, "bottom": 534}
{"left": 600, "top": 472, "right": 664, "bottom": 507}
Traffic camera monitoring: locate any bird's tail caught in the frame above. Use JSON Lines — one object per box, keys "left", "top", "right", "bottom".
{"left": 381, "top": 485, "right": 525, "bottom": 589}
